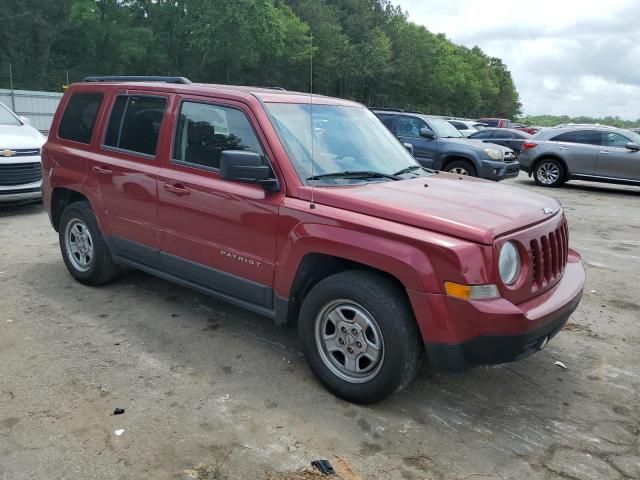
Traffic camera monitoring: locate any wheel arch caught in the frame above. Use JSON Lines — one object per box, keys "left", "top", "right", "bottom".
{"left": 50, "top": 187, "right": 90, "bottom": 231}
{"left": 440, "top": 154, "right": 479, "bottom": 172}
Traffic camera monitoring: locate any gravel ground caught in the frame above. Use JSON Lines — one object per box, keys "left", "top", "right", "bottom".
{"left": 0, "top": 173, "right": 638, "bottom": 480}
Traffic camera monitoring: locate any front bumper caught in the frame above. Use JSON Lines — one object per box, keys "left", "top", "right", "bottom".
{"left": 0, "top": 182, "right": 42, "bottom": 203}
{"left": 408, "top": 254, "right": 585, "bottom": 372}
{"left": 480, "top": 160, "right": 520, "bottom": 181}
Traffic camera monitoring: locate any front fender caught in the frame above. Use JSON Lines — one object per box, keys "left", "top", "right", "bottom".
{"left": 275, "top": 222, "right": 440, "bottom": 298}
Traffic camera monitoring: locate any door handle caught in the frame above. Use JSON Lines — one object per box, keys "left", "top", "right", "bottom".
{"left": 92, "top": 166, "right": 113, "bottom": 175}
{"left": 558, "top": 146, "right": 569, "bottom": 151}
{"left": 163, "top": 183, "right": 191, "bottom": 196}
{"left": 599, "top": 151, "right": 609, "bottom": 154}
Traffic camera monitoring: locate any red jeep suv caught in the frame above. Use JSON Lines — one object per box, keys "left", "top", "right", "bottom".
{"left": 42, "top": 77, "right": 585, "bottom": 403}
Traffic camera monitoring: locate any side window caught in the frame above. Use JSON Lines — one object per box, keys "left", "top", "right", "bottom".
{"left": 604, "top": 132, "right": 631, "bottom": 148}
{"left": 573, "top": 130, "right": 602, "bottom": 146}
{"left": 449, "top": 121, "right": 465, "bottom": 130}
{"left": 104, "top": 95, "right": 167, "bottom": 156}
{"left": 471, "top": 130, "right": 491, "bottom": 139}
{"left": 58, "top": 92, "right": 103, "bottom": 144}
{"left": 173, "top": 102, "right": 264, "bottom": 170}
{"left": 397, "top": 116, "right": 426, "bottom": 137}
{"left": 377, "top": 115, "right": 396, "bottom": 133}
{"left": 551, "top": 132, "right": 577, "bottom": 143}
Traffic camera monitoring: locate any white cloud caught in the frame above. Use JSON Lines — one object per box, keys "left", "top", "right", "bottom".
{"left": 396, "top": 0, "right": 640, "bottom": 119}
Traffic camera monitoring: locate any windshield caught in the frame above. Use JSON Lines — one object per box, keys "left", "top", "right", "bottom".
{"left": 265, "top": 103, "right": 422, "bottom": 184}
{"left": 428, "top": 118, "right": 463, "bottom": 138}
{"left": 0, "top": 103, "right": 21, "bottom": 126}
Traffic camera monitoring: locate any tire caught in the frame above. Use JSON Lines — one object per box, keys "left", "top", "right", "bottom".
{"left": 59, "top": 201, "right": 118, "bottom": 285}
{"left": 298, "top": 270, "right": 423, "bottom": 404}
{"left": 445, "top": 159, "right": 477, "bottom": 177}
{"left": 533, "top": 158, "right": 566, "bottom": 187}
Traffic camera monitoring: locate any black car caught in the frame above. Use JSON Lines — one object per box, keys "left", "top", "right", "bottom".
{"left": 468, "top": 128, "right": 532, "bottom": 153}
{"left": 374, "top": 110, "right": 519, "bottom": 180}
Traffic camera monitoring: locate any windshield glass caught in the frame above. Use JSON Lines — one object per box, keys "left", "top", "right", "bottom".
{"left": 0, "top": 103, "right": 21, "bottom": 126}
{"left": 265, "top": 103, "right": 422, "bottom": 184}
{"left": 428, "top": 118, "right": 463, "bottom": 138}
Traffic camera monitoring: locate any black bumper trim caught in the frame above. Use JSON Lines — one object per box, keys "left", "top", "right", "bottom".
{"left": 425, "top": 303, "right": 578, "bottom": 373}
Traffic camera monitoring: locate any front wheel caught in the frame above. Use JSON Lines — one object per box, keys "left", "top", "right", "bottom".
{"left": 445, "top": 159, "right": 477, "bottom": 177}
{"left": 298, "top": 271, "right": 423, "bottom": 404}
{"left": 533, "top": 158, "right": 566, "bottom": 187}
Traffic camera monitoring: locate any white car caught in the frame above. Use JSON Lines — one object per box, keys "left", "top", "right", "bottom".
{"left": 447, "top": 119, "right": 488, "bottom": 137}
{"left": 0, "top": 101, "right": 45, "bottom": 202}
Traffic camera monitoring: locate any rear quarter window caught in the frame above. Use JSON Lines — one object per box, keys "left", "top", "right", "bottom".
{"left": 104, "top": 95, "right": 168, "bottom": 156}
{"left": 58, "top": 92, "right": 104, "bottom": 144}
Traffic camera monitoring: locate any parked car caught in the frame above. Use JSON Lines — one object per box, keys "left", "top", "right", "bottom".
{"left": 42, "top": 76, "right": 585, "bottom": 403}
{"left": 631, "top": 127, "right": 640, "bottom": 134}
{"left": 469, "top": 128, "right": 532, "bottom": 152}
{"left": 477, "top": 117, "right": 513, "bottom": 128}
{"left": 512, "top": 124, "right": 540, "bottom": 135}
{"left": 0, "top": 101, "right": 46, "bottom": 203}
{"left": 519, "top": 126, "right": 640, "bottom": 187}
{"left": 446, "top": 119, "right": 488, "bottom": 137}
{"left": 374, "top": 109, "right": 519, "bottom": 180}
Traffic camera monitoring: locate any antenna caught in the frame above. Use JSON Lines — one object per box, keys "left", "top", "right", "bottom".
{"left": 309, "top": 33, "right": 316, "bottom": 210}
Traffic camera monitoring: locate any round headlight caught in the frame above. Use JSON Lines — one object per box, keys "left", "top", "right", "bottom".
{"left": 499, "top": 242, "right": 520, "bottom": 285}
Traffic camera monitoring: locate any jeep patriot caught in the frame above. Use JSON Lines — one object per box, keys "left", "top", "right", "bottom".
{"left": 42, "top": 76, "right": 585, "bottom": 403}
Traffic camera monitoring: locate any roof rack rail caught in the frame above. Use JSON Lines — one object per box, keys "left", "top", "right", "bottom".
{"left": 83, "top": 75, "right": 192, "bottom": 85}
{"left": 259, "top": 86, "right": 286, "bottom": 91}
{"left": 369, "top": 106, "right": 425, "bottom": 115}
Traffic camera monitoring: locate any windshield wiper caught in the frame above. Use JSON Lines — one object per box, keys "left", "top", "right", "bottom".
{"left": 307, "top": 170, "right": 401, "bottom": 181}
{"left": 393, "top": 165, "right": 437, "bottom": 176}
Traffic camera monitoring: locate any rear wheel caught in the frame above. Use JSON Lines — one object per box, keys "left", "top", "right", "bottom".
{"left": 534, "top": 158, "right": 565, "bottom": 187}
{"left": 298, "top": 270, "right": 423, "bottom": 404}
{"left": 445, "top": 159, "right": 477, "bottom": 177}
{"left": 59, "top": 201, "right": 118, "bottom": 285}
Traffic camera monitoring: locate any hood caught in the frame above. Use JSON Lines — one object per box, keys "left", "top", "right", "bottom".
{"left": 0, "top": 124, "right": 46, "bottom": 149}
{"left": 445, "top": 136, "right": 513, "bottom": 153}
{"left": 310, "top": 174, "right": 561, "bottom": 244}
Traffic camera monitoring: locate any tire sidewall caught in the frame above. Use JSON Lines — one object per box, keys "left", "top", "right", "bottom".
{"left": 298, "top": 272, "right": 421, "bottom": 404}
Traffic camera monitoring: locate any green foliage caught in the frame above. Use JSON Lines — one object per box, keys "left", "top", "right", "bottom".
{"left": 0, "top": 0, "right": 521, "bottom": 118}
{"left": 519, "top": 115, "right": 640, "bottom": 129}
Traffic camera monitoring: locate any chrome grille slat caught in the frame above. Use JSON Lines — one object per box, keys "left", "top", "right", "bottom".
{"left": 0, "top": 163, "right": 42, "bottom": 186}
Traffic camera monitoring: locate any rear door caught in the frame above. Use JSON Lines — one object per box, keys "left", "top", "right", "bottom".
{"left": 396, "top": 116, "right": 436, "bottom": 167}
{"left": 89, "top": 91, "right": 171, "bottom": 264}
{"left": 156, "top": 95, "right": 281, "bottom": 309}
{"left": 549, "top": 130, "right": 601, "bottom": 175}
{"left": 597, "top": 131, "right": 640, "bottom": 181}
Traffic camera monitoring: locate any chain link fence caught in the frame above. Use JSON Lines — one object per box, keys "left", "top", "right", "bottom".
{"left": 0, "top": 63, "right": 100, "bottom": 133}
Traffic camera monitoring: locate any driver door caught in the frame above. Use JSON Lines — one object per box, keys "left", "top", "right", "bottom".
{"left": 397, "top": 116, "right": 435, "bottom": 167}
{"left": 596, "top": 131, "right": 640, "bottom": 181}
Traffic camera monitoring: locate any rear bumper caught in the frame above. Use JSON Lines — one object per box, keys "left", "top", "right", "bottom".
{"left": 408, "top": 253, "right": 585, "bottom": 372}
{"left": 479, "top": 160, "right": 520, "bottom": 181}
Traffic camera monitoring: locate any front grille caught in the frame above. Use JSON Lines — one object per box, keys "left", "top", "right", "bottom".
{"left": 0, "top": 163, "right": 42, "bottom": 186}
{"left": 530, "top": 219, "right": 569, "bottom": 291}
{"left": 3, "top": 148, "right": 41, "bottom": 157}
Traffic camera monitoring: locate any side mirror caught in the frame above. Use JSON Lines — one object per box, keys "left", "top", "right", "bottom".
{"left": 403, "top": 142, "right": 414, "bottom": 156}
{"left": 220, "top": 150, "right": 279, "bottom": 191}
{"left": 419, "top": 128, "right": 434, "bottom": 139}
{"left": 19, "top": 116, "right": 31, "bottom": 125}
{"left": 625, "top": 142, "right": 640, "bottom": 151}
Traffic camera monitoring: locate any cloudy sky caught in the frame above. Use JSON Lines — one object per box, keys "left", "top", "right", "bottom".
{"left": 396, "top": 0, "right": 640, "bottom": 119}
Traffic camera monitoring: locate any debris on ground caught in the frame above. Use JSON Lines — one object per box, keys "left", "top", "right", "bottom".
{"left": 114, "top": 429, "right": 125, "bottom": 436}
{"left": 311, "top": 459, "right": 335, "bottom": 475}
{"left": 112, "top": 408, "right": 125, "bottom": 415}
{"left": 554, "top": 361, "right": 568, "bottom": 369}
